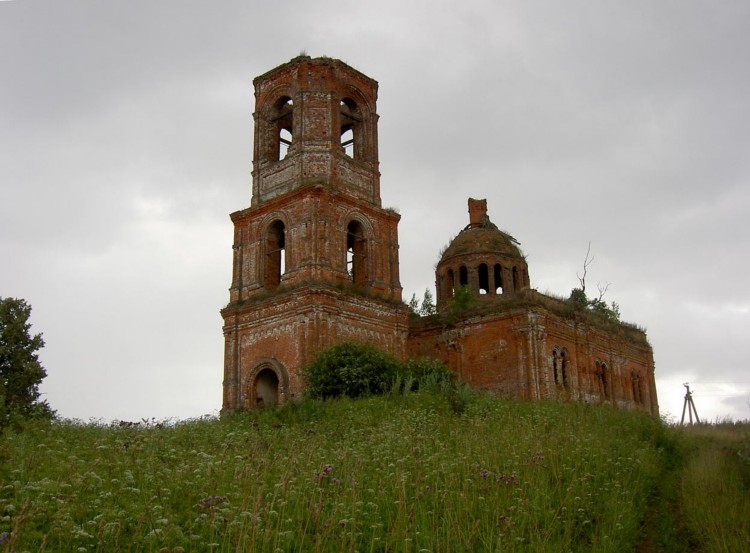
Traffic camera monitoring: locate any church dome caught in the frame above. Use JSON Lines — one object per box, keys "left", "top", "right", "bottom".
{"left": 435, "top": 198, "right": 530, "bottom": 309}
{"left": 440, "top": 226, "right": 524, "bottom": 263}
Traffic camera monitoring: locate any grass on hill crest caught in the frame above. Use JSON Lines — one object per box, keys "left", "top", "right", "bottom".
{"left": 1, "top": 392, "right": 747, "bottom": 552}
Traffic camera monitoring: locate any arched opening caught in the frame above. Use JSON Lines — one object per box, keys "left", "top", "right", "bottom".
{"left": 446, "top": 269, "right": 455, "bottom": 299}
{"left": 254, "top": 368, "right": 279, "bottom": 408}
{"left": 478, "top": 264, "right": 489, "bottom": 295}
{"left": 347, "top": 220, "right": 367, "bottom": 286}
{"left": 340, "top": 98, "right": 360, "bottom": 159}
{"left": 494, "top": 264, "right": 503, "bottom": 294}
{"left": 512, "top": 266, "right": 520, "bottom": 291}
{"left": 270, "top": 96, "right": 293, "bottom": 161}
{"left": 459, "top": 265, "right": 468, "bottom": 287}
{"left": 265, "top": 220, "right": 285, "bottom": 290}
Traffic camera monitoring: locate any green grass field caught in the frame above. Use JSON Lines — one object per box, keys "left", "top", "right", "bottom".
{"left": 1, "top": 392, "right": 748, "bottom": 552}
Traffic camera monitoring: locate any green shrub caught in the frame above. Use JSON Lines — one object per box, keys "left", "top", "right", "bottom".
{"left": 397, "top": 356, "right": 454, "bottom": 392}
{"left": 302, "top": 342, "right": 400, "bottom": 399}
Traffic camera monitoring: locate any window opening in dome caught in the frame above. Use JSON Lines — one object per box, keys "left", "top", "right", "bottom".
{"left": 459, "top": 266, "right": 468, "bottom": 287}
{"left": 478, "top": 264, "right": 489, "bottom": 295}
{"left": 494, "top": 264, "right": 503, "bottom": 294}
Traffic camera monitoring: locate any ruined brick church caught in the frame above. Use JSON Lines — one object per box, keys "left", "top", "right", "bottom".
{"left": 221, "top": 56, "right": 658, "bottom": 416}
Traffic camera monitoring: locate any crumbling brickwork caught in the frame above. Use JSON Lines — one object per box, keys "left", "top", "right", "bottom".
{"left": 222, "top": 56, "right": 658, "bottom": 416}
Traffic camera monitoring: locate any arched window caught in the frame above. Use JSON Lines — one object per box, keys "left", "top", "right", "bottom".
{"left": 478, "top": 263, "right": 489, "bottom": 295}
{"left": 459, "top": 265, "right": 468, "bottom": 286}
{"left": 340, "top": 98, "right": 360, "bottom": 159}
{"left": 446, "top": 269, "right": 455, "bottom": 299}
{"left": 552, "top": 348, "right": 560, "bottom": 385}
{"left": 347, "top": 220, "right": 367, "bottom": 286}
{"left": 512, "top": 266, "right": 520, "bottom": 291}
{"left": 632, "top": 372, "right": 642, "bottom": 404}
{"left": 561, "top": 349, "right": 569, "bottom": 389}
{"left": 552, "top": 347, "right": 569, "bottom": 388}
{"left": 265, "top": 220, "right": 285, "bottom": 290}
{"left": 600, "top": 362, "right": 609, "bottom": 398}
{"left": 494, "top": 264, "right": 503, "bottom": 294}
{"left": 271, "top": 96, "right": 293, "bottom": 161}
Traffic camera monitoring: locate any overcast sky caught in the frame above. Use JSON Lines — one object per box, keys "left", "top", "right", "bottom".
{"left": 2, "top": 0, "right": 748, "bottom": 423}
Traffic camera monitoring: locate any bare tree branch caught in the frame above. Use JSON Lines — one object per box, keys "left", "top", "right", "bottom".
{"left": 577, "top": 241, "right": 593, "bottom": 293}
{"left": 597, "top": 281, "right": 611, "bottom": 301}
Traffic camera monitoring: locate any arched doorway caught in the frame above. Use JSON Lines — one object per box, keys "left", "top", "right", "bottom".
{"left": 254, "top": 368, "right": 280, "bottom": 408}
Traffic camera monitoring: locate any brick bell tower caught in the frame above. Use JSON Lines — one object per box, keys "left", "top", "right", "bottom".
{"left": 221, "top": 56, "right": 409, "bottom": 412}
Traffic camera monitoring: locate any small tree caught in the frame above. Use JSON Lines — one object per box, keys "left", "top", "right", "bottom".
{"left": 0, "top": 297, "right": 54, "bottom": 427}
{"left": 570, "top": 243, "right": 620, "bottom": 322}
{"left": 408, "top": 293, "right": 420, "bottom": 314}
{"left": 419, "top": 288, "right": 436, "bottom": 316}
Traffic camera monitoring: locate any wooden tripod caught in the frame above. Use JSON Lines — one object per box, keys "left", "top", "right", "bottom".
{"left": 680, "top": 383, "right": 700, "bottom": 425}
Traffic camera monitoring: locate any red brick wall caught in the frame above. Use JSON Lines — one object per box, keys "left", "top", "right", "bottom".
{"left": 408, "top": 305, "right": 657, "bottom": 415}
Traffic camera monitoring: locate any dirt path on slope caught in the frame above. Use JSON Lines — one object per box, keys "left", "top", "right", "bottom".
{"left": 636, "top": 438, "right": 698, "bottom": 553}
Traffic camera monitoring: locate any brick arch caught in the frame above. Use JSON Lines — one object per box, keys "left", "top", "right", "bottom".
{"left": 241, "top": 358, "right": 290, "bottom": 408}
{"left": 339, "top": 83, "right": 376, "bottom": 114}
{"left": 257, "top": 211, "right": 292, "bottom": 236}
{"left": 255, "top": 84, "right": 294, "bottom": 115}
{"left": 339, "top": 210, "right": 374, "bottom": 236}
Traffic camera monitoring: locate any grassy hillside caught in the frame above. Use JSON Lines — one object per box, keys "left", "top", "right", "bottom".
{"left": 1, "top": 392, "right": 747, "bottom": 552}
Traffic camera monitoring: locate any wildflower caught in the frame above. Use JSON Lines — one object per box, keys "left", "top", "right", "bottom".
{"left": 0, "top": 532, "right": 9, "bottom": 545}
{"left": 317, "top": 463, "right": 335, "bottom": 480}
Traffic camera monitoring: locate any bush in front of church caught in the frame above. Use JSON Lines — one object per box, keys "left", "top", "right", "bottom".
{"left": 302, "top": 341, "right": 401, "bottom": 400}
